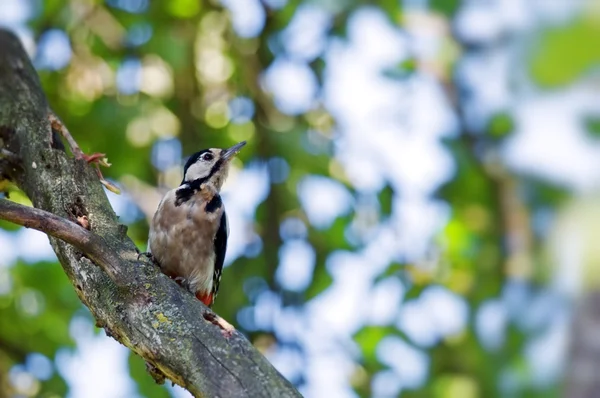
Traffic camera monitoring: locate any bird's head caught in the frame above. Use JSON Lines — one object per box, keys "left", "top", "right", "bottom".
{"left": 181, "top": 141, "right": 246, "bottom": 191}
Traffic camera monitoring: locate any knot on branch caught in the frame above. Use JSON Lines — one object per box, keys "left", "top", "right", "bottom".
{"left": 67, "top": 195, "right": 90, "bottom": 230}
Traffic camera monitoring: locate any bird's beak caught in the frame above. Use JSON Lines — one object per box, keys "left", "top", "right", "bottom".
{"left": 221, "top": 141, "right": 246, "bottom": 161}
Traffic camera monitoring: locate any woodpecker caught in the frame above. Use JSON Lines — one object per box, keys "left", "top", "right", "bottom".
{"left": 147, "top": 141, "right": 246, "bottom": 313}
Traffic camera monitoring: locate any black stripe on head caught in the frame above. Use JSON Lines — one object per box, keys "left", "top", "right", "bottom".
{"left": 176, "top": 148, "right": 228, "bottom": 207}
{"left": 181, "top": 149, "right": 211, "bottom": 185}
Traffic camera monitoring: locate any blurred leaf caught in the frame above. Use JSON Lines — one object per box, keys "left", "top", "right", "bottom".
{"left": 487, "top": 112, "right": 515, "bottom": 140}
{"left": 430, "top": 0, "right": 461, "bottom": 16}
{"left": 304, "top": 261, "right": 333, "bottom": 301}
{"left": 165, "top": 0, "right": 201, "bottom": 19}
{"left": 379, "top": 0, "right": 402, "bottom": 24}
{"left": 0, "top": 219, "right": 20, "bottom": 232}
{"left": 530, "top": 17, "right": 600, "bottom": 87}
{"left": 382, "top": 58, "right": 417, "bottom": 80}
{"left": 437, "top": 138, "right": 496, "bottom": 206}
{"left": 353, "top": 325, "right": 393, "bottom": 363}
{"left": 271, "top": 0, "right": 303, "bottom": 30}
{"left": 377, "top": 184, "right": 394, "bottom": 217}
{"left": 41, "top": 372, "right": 69, "bottom": 397}
{"left": 1, "top": 261, "right": 79, "bottom": 358}
{"left": 129, "top": 352, "right": 170, "bottom": 398}
{"left": 309, "top": 215, "right": 353, "bottom": 252}
{"left": 146, "top": 27, "right": 191, "bottom": 70}
{"left": 432, "top": 375, "right": 479, "bottom": 398}
{"left": 522, "top": 176, "right": 569, "bottom": 208}
{"left": 5, "top": 189, "right": 32, "bottom": 207}
{"left": 584, "top": 116, "right": 600, "bottom": 139}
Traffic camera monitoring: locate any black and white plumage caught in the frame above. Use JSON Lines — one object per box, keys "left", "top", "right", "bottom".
{"left": 147, "top": 141, "right": 245, "bottom": 308}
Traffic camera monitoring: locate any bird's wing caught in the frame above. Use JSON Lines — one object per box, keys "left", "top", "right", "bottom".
{"left": 212, "top": 210, "right": 228, "bottom": 301}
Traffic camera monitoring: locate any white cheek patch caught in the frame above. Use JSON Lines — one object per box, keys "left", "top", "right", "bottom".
{"left": 185, "top": 162, "right": 212, "bottom": 181}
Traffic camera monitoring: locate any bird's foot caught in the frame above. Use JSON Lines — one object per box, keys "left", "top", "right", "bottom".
{"left": 203, "top": 312, "right": 235, "bottom": 338}
{"left": 173, "top": 276, "right": 192, "bottom": 293}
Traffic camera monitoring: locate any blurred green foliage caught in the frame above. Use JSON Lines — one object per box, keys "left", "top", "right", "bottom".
{"left": 1, "top": 0, "right": 599, "bottom": 397}
{"left": 530, "top": 16, "right": 600, "bottom": 87}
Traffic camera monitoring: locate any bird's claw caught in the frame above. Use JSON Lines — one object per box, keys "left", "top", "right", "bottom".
{"left": 174, "top": 276, "right": 192, "bottom": 293}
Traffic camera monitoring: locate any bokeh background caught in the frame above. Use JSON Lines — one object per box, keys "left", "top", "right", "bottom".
{"left": 1, "top": 0, "right": 600, "bottom": 397}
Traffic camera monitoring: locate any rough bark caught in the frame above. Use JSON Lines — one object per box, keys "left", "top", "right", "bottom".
{"left": 0, "top": 29, "right": 300, "bottom": 398}
{"left": 565, "top": 293, "right": 600, "bottom": 398}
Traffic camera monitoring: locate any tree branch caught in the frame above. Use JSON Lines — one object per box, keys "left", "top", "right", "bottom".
{"left": 0, "top": 199, "right": 123, "bottom": 281}
{"left": 0, "top": 28, "right": 299, "bottom": 398}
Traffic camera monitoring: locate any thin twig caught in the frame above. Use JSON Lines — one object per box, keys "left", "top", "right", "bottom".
{"left": 47, "top": 113, "right": 120, "bottom": 194}
{"left": 48, "top": 113, "right": 84, "bottom": 159}
{"left": 0, "top": 199, "right": 121, "bottom": 281}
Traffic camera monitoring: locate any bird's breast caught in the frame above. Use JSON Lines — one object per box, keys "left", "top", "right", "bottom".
{"left": 148, "top": 190, "right": 224, "bottom": 294}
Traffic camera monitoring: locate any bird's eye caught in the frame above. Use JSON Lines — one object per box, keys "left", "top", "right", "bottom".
{"left": 201, "top": 153, "right": 214, "bottom": 161}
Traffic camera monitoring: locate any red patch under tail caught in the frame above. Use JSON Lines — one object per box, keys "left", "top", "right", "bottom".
{"left": 196, "top": 292, "right": 213, "bottom": 307}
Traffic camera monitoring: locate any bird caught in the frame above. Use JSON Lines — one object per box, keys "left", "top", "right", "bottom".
{"left": 145, "top": 141, "right": 246, "bottom": 333}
